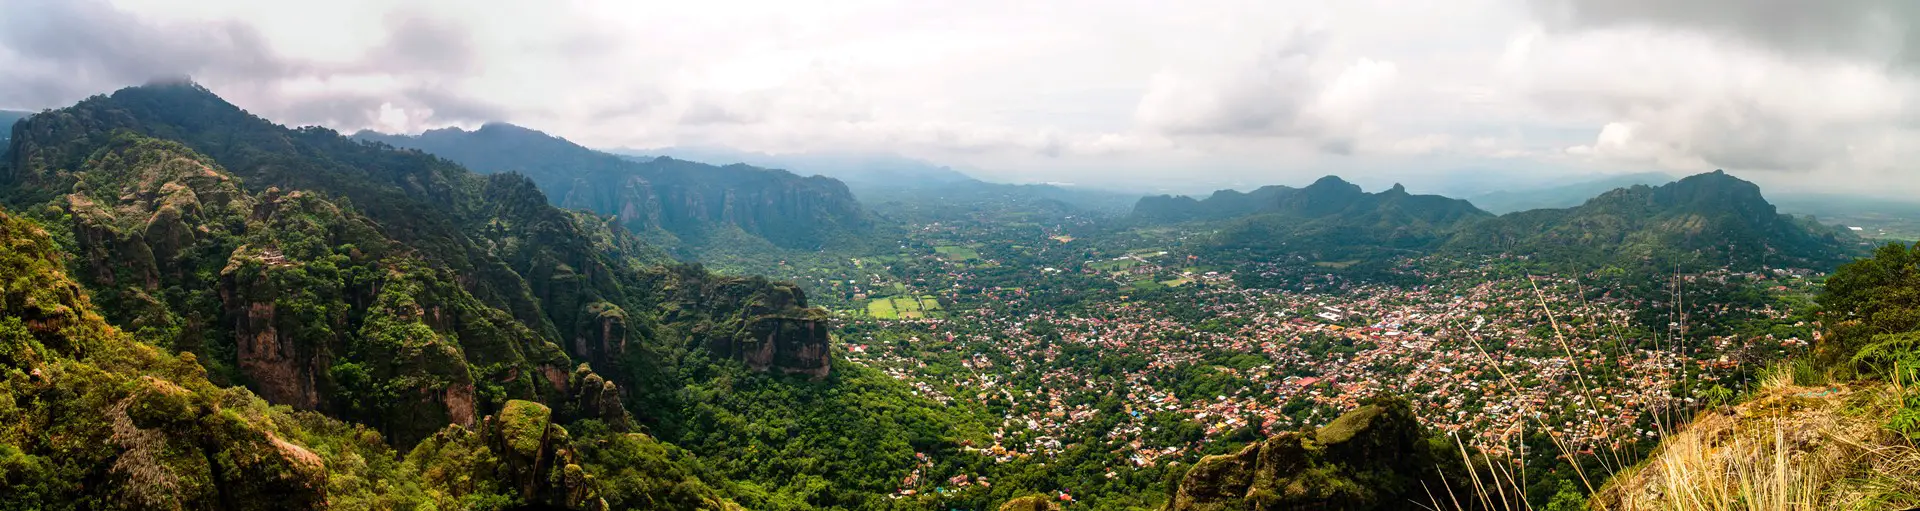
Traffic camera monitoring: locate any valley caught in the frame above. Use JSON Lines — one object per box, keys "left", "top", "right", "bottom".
{"left": 0, "top": 82, "right": 1914, "bottom": 511}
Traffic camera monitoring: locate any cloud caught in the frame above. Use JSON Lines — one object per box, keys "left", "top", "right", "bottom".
{"left": 1528, "top": 0, "right": 1919, "bottom": 66}
{"left": 6, "top": 0, "right": 1920, "bottom": 195}
{"left": 1503, "top": 5, "right": 1920, "bottom": 184}
{"left": 0, "top": 0, "right": 505, "bottom": 132}
{"left": 0, "top": 0, "right": 296, "bottom": 106}
{"left": 1131, "top": 28, "right": 1399, "bottom": 153}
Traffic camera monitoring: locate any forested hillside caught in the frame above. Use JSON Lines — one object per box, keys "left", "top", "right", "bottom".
{"left": 1447, "top": 170, "right": 1861, "bottom": 271}
{"left": 1139, "top": 171, "right": 1860, "bottom": 274}
{"left": 0, "top": 82, "right": 988, "bottom": 510}
{"left": 354, "top": 124, "right": 873, "bottom": 253}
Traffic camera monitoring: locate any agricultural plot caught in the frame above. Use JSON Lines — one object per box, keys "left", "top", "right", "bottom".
{"left": 862, "top": 295, "right": 946, "bottom": 319}
{"left": 934, "top": 245, "right": 982, "bottom": 261}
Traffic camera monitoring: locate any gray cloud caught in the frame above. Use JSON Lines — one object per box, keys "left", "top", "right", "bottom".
{"left": 0, "top": 0, "right": 298, "bottom": 107}
{"left": 1134, "top": 30, "right": 1325, "bottom": 137}
{"left": 364, "top": 13, "right": 478, "bottom": 76}
{"left": 1529, "top": 0, "right": 1919, "bottom": 66}
{"left": 270, "top": 88, "right": 506, "bottom": 129}
{"left": 0, "top": 0, "right": 505, "bottom": 130}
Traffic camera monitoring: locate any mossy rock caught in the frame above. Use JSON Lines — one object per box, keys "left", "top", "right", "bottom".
{"left": 498, "top": 400, "right": 553, "bottom": 459}
{"left": 1000, "top": 494, "right": 1060, "bottom": 511}
{"left": 127, "top": 376, "right": 196, "bottom": 429}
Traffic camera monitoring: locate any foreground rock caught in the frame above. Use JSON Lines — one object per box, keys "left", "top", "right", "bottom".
{"left": 1164, "top": 397, "right": 1453, "bottom": 511}
{"left": 1594, "top": 382, "right": 1920, "bottom": 510}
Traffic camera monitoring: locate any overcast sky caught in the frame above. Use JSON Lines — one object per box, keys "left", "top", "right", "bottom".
{"left": 2, "top": 0, "right": 1915, "bottom": 195}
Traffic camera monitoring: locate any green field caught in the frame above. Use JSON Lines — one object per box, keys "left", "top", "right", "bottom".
{"left": 1089, "top": 258, "right": 1144, "bottom": 271}
{"left": 1160, "top": 276, "right": 1193, "bottom": 287}
{"left": 864, "top": 295, "right": 945, "bottom": 319}
{"left": 1312, "top": 259, "right": 1362, "bottom": 269}
{"left": 934, "top": 245, "right": 981, "bottom": 261}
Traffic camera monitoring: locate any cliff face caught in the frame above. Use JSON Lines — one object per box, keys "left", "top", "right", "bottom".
{"left": 1, "top": 83, "right": 837, "bottom": 452}
{"left": 0, "top": 208, "right": 329, "bottom": 509}
{"left": 664, "top": 268, "right": 834, "bottom": 379}
{"left": 3, "top": 127, "right": 560, "bottom": 447}
{"left": 1164, "top": 398, "right": 1450, "bottom": 511}
{"left": 356, "top": 124, "right": 872, "bottom": 251}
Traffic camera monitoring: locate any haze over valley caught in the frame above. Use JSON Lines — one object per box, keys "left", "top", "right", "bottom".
{"left": 4, "top": 1, "right": 1920, "bottom": 510}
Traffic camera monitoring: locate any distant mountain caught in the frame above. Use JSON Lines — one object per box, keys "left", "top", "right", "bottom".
{"left": 1448, "top": 170, "right": 1861, "bottom": 270}
{"left": 356, "top": 124, "right": 872, "bottom": 251}
{"left": 1135, "top": 176, "right": 1489, "bottom": 226}
{"left": 1140, "top": 171, "right": 1857, "bottom": 272}
{"left": 0, "top": 109, "right": 31, "bottom": 144}
{"left": 616, "top": 146, "right": 975, "bottom": 187}
{"left": 1137, "top": 176, "right": 1492, "bottom": 262}
{"left": 610, "top": 146, "right": 1142, "bottom": 219}
{"left": 1468, "top": 172, "right": 1675, "bottom": 214}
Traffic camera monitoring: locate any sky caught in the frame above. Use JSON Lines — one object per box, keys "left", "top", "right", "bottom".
{"left": 1, "top": 0, "right": 1916, "bottom": 195}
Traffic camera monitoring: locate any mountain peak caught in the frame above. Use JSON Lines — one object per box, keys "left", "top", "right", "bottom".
{"left": 1387, "top": 183, "right": 1408, "bottom": 194}
{"left": 1309, "top": 175, "right": 1354, "bottom": 188}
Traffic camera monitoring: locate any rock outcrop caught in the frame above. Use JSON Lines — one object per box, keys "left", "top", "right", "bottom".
{"left": 666, "top": 271, "right": 834, "bottom": 379}
{"left": 1165, "top": 397, "right": 1450, "bottom": 511}
{"left": 406, "top": 400, "right": 610, "bottom": 510}
{"left": 566, "top": 364, "right": 633, "bottom": 430}
{"left": 0, "top": 208, "right": 330, "bottom": 510}
{"left": 1000, "top": 495, "right": 1062, "bottom": 511}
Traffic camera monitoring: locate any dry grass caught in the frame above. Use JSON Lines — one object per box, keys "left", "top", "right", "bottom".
{"left": 1430, "top": 271, "right": 1920, "bottom": 511}
{"left": 1594, "top": 376, "right": 1920, "bottom": 511}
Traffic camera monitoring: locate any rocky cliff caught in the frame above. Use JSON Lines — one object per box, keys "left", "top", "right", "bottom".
{"left": 663, "top": 266, "right": 834, "bottom": 379}
{"left": 0, "top": 83, "right": 835, "bottom": 450}
{"left": 0, "top": 83, "right": 759, "bottom": 511}
{"left": 355, "top": 123, "right": 872, "bottom": 251}
{"left": 1164, "top": 397, "right": 1453, "bottom": 511}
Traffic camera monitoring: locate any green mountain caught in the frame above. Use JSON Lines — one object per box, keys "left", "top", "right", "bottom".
{"left": 1136, "top": 176, "right": 1492, "bottom": 262}
{"left": 1447, "top": 170, "right": 1862, "bottom": 270}
{"left": 1137, "top": 172, "right": 1857, "bottom": 272}
{"left": 1134, "top": 176, "right": 1487, "bottom": 226}
{"left": 1467, "top": 171, "right": 1675, "bottom": 214}
{"left": 354, "top": 124, "right": 873, "bottom": 252}
{"left": 0, "top": 82, "right": 861, "bottom": 508}
{"left": 618, "top": 146, "right": 977, "bottom": 187}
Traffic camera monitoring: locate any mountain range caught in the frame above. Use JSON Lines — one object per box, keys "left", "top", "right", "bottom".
{"left": 1448, "top": 170, "right": 1861, "bottom": 270}
{"left": 354, "top": 124, "right": 873, "bottom": 253}
{"left": 1466, "top": 171, "right": 1675, "bottom": 214}
{"left": 615, "top": 146, "right": 976, "bottom": 187}
{"left": 1134, "top": 176, "right": 1492, "bottom": 263}
{"left": 0, "top": 82, "right": 838, "bottom": 508}
{"left": 1134, "top": 171, "right": 1861, "bottom": 271}
{"left": 615, "top": 145, "right": 1141, "bottom": 216}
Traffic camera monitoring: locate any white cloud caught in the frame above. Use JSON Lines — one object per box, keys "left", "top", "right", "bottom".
{"left": 0, "top": 0, "right": 1916, "bottom": 194}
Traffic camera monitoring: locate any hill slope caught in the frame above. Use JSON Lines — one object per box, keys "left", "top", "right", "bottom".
{"left": 1467, "top": 171, "right": 1675, "bottom": 214}
{"left": 623, "top": 146, "right": 976, "bottom": 187}
{"left": 1447, "top": 170, "right": 1860, "bottom": 270}
{"left": 1138, "top": 171, "right": 1856, "bottom": 271}
{"left": 0, "top": 205, "right": 750, "bottom": 509}
{"left": 0, "top": 81, "right": 1023, "bottom": 510}
{"left": 356, "top": 124, "right": 873, "bottom": 252}
{"left": 1135, "top": 176, "right": 1492, "bottom": 261}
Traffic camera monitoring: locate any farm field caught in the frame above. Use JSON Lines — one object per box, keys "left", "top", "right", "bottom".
{"left": 934, "top": 245, "right": 981, "bottom": 261}
{"left": 863, "top": 294, "right": 946, "bottom": 319}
